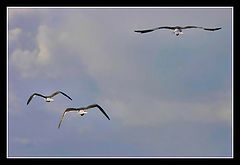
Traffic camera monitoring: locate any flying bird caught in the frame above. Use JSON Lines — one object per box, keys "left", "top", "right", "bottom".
{"left": 58, "top": 104, "right": 110, "bottom": 129}
{"left": 27, "top": 91, "right": 72, "bottom": 105}
{"left": 134, "top": 25, "right": 222, "bottom": 36}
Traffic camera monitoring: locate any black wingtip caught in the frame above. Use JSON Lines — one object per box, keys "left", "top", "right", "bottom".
{"left": 106, "top": 115, "right": 110, "bottom": 120}
{"left": 134, "top": 30, "right": 142, "bottom": 33}
{"left": 67, "top": 95, "right": 72, "bottom": 100}
{"left": 134, "top": 29, "right": 155, "bottom": 34}
{"left": 204, "top": 27, "right": 222, "bottom": 31}
{"left": 213, "top": 27, "right": 222, "bottom": 31}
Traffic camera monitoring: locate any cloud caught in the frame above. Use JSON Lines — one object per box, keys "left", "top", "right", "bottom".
{"left": 9, "top": 9, "right": 230, "bottom": 126}
{"left": 100, "top": 92, "right": 231, "bottom": 127}
{"left": 35, "top": 25, "right": 52, "bottom": 63}
{"left": 8, "top": 27, "right": 22, "bottom": 43}
{"left": 9, "top": 16, "right": 90, "bottom": 79}
{"left": 9, "top": 8, "right": 232, "bottom": 126}
{"left": 10, "top": 25, "right": 65, "bottom": 78}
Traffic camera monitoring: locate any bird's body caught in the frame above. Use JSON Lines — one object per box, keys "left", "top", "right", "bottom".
{"left": 58, "top": 104, "right": 110, "bottom": 129}
{"left": 46, "top": 97, "right": 54, "bottom": 102}
{"left": 173, "top": 28, "right": 183, "bottom": 36}
{"left": 134, "top": 25, "right": 222, "bottom": 36}
{"left": 27, "top": 91, "right": 72, "bottom": 105}
{"left": 79, "top": 109, "right": 88, "bottom": 116}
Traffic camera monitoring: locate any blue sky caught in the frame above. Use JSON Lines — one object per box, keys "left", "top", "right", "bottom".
{"left": 7, "top": 7, "right": 232, "bottom": 158}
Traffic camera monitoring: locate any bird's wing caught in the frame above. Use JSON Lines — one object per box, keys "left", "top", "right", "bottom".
{"left": 58, "top": 108, "right": 79, "bottom": 129}
{"left": 202, "top": 27, "right": 222, "bottom": 31}
{"left": 50, "top": 91, "right": 72, "bottom": 100}
{"left": 181, "top": 26, "right": 222, "bottom": 31}
{"left": 134, "top": 28, "right": 158, "bottom": 33}
{"left": 27, "top": 93, "right": 46, "bottom": 105}
{"left": 86, "top": 104, "right": 110, "bottom": 120}
{"left": 157, "top": 26, "right": 176, "bottom": 30}
{"left": 180, "top": 26, "right": 203, "bottom": 29}
{"left": 134, "top": 26, "right": 175, "bottom": 34}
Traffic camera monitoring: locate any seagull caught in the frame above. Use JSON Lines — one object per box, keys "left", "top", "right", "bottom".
{"left": 27, "top": 91, "right": 72, "bottom": 105}
{"left": 58, "top": 104, "right": 110, "bottom": 129}
{"left": 134, "top": 25, "right": 222, "bottom": 36}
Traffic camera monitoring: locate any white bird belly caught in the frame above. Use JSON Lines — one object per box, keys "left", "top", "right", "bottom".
{"left": 46, "top": 98, "right": 54, "bottom": 102}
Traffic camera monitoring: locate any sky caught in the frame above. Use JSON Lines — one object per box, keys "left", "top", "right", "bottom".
{"left": 7, "top": 7, "right": 232, "bottom": 158}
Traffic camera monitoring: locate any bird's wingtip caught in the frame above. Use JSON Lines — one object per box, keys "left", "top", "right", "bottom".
{"left": 134, "top": 30, "right": 140, "bottom": 33}
{"left": 57, "top": 123, "right": 61, "bottom": 129}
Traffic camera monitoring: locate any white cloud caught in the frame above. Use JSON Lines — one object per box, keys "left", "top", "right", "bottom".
{"left": 9, "top": 18, "right": 90, "bottom": 79}
{"left": 35, "top": 25, "right": 52, "bottom": 63}
{"left": 9, "top": 27, "right": 22, "bottom": 44}
{"left": 10, "top": 25, "right": 58, "bottom": 78}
